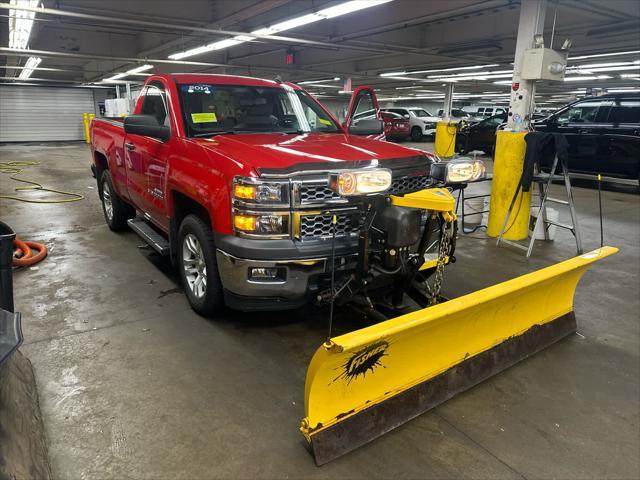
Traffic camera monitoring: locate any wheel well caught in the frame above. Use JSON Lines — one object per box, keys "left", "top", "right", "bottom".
{"left": 94, "top": 151, "right": 108, "bottom": 179}
{"left": 172, "top": 191, "right": 211, "bottom": 228}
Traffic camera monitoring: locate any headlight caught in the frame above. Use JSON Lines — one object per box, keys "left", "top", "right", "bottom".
{"left": 328, "top": 168, "right": 392, "bottom": 196}
{"left": 431, "top": 159, "right": 486, "bottom": 184}
{"left": 233, "top": 211, "right": 289, "bottom": 237}
{"left": 233, "top": 177, "right": 289, "bottom": 205}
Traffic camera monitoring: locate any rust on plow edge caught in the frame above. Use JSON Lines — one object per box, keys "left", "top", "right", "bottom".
{"left": 309, "top": 312, "right": 576, "bottom": 466}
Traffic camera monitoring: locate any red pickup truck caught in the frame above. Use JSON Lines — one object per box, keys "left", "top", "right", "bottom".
{"left": 91, "top": 74, "right": 482, "bottom": 316}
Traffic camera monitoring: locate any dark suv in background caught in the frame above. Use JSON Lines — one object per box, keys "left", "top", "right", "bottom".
{"left": 534, "top": 93, "right": 640, "bottom": 184}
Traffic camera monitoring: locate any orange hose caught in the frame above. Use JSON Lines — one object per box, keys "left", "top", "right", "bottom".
{"left": 13, "top": 238, "right": 47, "bottom": 267}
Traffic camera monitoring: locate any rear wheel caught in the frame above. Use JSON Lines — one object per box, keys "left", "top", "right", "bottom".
{"left": 99, "top": 171, "right": 134, "bottom": 231}
{"left": 177, "top": 214, "right": 224, "bottom": 316}
{"left": 411, "top": 127, "right": 423, "bottom": 142}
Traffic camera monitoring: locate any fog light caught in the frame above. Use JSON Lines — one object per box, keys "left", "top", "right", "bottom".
{"left": 249, "top": 267, "right": 285, "bottom": 282}
{"left": 234, "top": 214, "right": 257, "bottom": 231}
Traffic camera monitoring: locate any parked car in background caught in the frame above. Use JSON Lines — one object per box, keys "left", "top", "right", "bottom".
{"left": 437, "top": 109, "right": 479, "bottom": 122}
{"left": 381, "top": 111, "right": 410, "bottom": 141}
{"left": 456, "top": 112, "right": 507, "bottom": 155}
{"left": 381, "top": 107, "right": 439, "bottom": 141}
{"left": 534, "top": 93, "right": 640, "bottom": 184}
{"left": 462, "top": 106, "right": 508, "bottom": 118}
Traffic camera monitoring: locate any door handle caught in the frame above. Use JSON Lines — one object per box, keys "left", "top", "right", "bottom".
{"left": 125, "top": 142, "right": 136, "bottom": 151}
{"left": 579, "top": 130, "right": 591, "bottom": 134}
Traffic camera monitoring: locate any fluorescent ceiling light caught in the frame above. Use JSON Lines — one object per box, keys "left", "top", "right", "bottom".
{"left": 298, "top": 77, "right": 341, "bottom": 85}
{"left": 607, "top": 88, "right": 640, "bottom": 92}
{"left": 102, "top": 64, "right": 154, "bottom": 83}
{"left": 18, "top": 55, "right": 41, "bottom": 79}
{"left": 569, "top": 65, "right": 640, "bottom": 74}
{"left": 427, "top": 69, "right": 512, "bottom": 79}
{"left": 169, "top": 0, "right": 392, "bottom": 60}
{"left": 9, "top": 0, "right": 39, "bottom": 49}
{"left": 493, "top": 80, "right": 512, "bottom": 85}
{"left": 126, "top": 64, "right": 154, "bottom": 75}
{"left": 569, "top": 61, "right": 638, "bottom": 70}
{"left": 564, "top": 75, "right": 612, "bottom": 81}
{"left": 300, "top": 83, "right": 342, "bottom": 89}
{"left": 569, "top": 50, "right": 640, "bottom": 61}
{"left": 409, "top": 64, "right": 499, "bottom": 75}
{"left": 103, "top": 73, "right": 127, "bottom": 82}
{"left": 380, "top": 64, "right": 499, "bottom": 77}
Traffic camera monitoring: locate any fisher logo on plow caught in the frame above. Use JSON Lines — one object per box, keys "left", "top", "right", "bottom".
{"left": 334, "top": 340, "right": 389, "bottom": 385}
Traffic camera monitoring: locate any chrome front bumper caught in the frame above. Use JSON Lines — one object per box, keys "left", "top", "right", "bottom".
{"left": 216, "top": 249, "right": 328, "bottom": 300}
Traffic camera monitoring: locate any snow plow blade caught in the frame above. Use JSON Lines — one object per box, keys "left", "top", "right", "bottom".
{"left": 301, "top": 247, "right": 617, "bottom": 465}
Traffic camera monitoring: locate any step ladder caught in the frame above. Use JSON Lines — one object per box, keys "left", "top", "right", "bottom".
{"left": 496, "top": 153, "right": 583, "bottom": 258}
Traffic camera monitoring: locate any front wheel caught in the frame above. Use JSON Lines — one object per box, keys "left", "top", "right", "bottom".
{"left": 410, "top": 127, "right": 423, "bottom": 142}
{"left": 177, "top": 214, "right": 224, "bottom": 316}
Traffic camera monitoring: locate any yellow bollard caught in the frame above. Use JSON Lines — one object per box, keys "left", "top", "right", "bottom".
{"left": 82, "top": 113, "right": 90, "bottom": 143}
{"left": 88, "top": 113, "right": 95, "bottom": 143}
{"left": 487, "top": 130, "right": 531, "bottom": 240}
{"left": 434, "top": 121, "right": 456, "bottom": 158}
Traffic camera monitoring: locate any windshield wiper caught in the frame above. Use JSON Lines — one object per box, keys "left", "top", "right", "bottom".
{"left": 282, "top": 129, "right": 306, "bottom": 134}
{"left": 192, "top": 131, "right": 236, "bottom": 138}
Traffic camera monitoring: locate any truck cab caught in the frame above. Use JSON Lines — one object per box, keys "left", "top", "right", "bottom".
{"left": 91, "top": 74, "right": 481, "bottom": 316}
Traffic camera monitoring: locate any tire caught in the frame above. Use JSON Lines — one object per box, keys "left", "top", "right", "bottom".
{"left": 484, "top": 144, "right": 494, "bottom": 157}
{"left": 177, "top": 214, "right": 224, "bottom": 316}
{"left": 99, "top": 170, "right": 134, "bottom": 231}
{"left": 410, "top": 127, "right": 423, "bottom": 142}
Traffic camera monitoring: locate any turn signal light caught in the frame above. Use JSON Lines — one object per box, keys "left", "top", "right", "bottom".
{"left": 234, "top": 184, "right": 256, "bottom": 200}
{"left": 234, "top": 214, "right": 257, "bottom": 231}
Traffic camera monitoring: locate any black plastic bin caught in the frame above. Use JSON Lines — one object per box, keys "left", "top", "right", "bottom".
{"left": 0, "top": 221, "right": 22, "bottom": 365}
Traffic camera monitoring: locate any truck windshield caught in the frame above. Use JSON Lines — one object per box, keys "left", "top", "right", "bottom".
{"left": 178, "top": 83, "right": 340, "bottom": 136}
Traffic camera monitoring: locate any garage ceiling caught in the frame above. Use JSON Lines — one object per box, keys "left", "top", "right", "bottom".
{"left": 1, "top": 0, "right": 639, "bottom": 106}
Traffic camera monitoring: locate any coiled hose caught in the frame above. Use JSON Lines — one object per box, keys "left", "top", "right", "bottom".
{"left": 12, "top": 238, "right": 47, "bottom": 267}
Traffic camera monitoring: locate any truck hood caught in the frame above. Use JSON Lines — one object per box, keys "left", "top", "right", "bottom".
{"left": 190, "top": 132, "right": 427, "bottom": 174}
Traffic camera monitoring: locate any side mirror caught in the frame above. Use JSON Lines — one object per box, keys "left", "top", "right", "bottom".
{"left": 348, "top": 118, "right": 384, "bottom": 136}
{"left": 124, "top": 115, "right": 170, "bottom": 142}
{"left": 403, "top": 114, "right": 410, "bottom": 119}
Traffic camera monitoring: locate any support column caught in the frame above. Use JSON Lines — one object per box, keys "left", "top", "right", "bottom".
{"left": 435, "top": 83, "right": 456, "bottom": 158}
{"left": 487, "top": 0, "right": 547, "bottom": 239}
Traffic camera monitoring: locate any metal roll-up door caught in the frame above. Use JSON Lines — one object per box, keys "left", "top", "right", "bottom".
{"left": 0, "top": 86, "right": 96, "bottom": 142}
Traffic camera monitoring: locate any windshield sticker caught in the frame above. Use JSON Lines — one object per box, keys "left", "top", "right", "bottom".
{"left": 318, "top": 118, "right": 332, "bottom": 126}
{"left": 191, "top": 113, "right": 217, "bottom": 123}
{"left": 186, "top": 85, "right": 212, "bottom": 94}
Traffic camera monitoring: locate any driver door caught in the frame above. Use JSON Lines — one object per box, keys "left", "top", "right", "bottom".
{"left": 344, "top": 86, "right": 384, "bottom": 140}
{"left": 125, "top": 82, "right": 172, "bottom": 228}
{"left": 548, "top": 99, "right": 604, "bottom": 174}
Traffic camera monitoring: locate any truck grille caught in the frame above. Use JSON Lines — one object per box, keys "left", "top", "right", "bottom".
{"left": 297, "top": 174, "right": 430, "bottom": 205}
{"left": 390, "top": 174, "right": 431, "bottom": 194}
{"left": 299, "top": 213, "right": 362, "bottom": 240}
{"left": 299, "top": 184, "right": 342, "bottom": 204}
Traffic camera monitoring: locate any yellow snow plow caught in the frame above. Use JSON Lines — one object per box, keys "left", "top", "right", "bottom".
{"left": 293, "top": 168, "right": 616, "bottom": 465}
{"left": 301, "top": 246, "right": 617, "bottom": 465}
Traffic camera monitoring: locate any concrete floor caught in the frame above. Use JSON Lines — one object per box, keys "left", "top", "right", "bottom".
{"left": 1, "top": 141, "right": 638, "bottom": 479}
